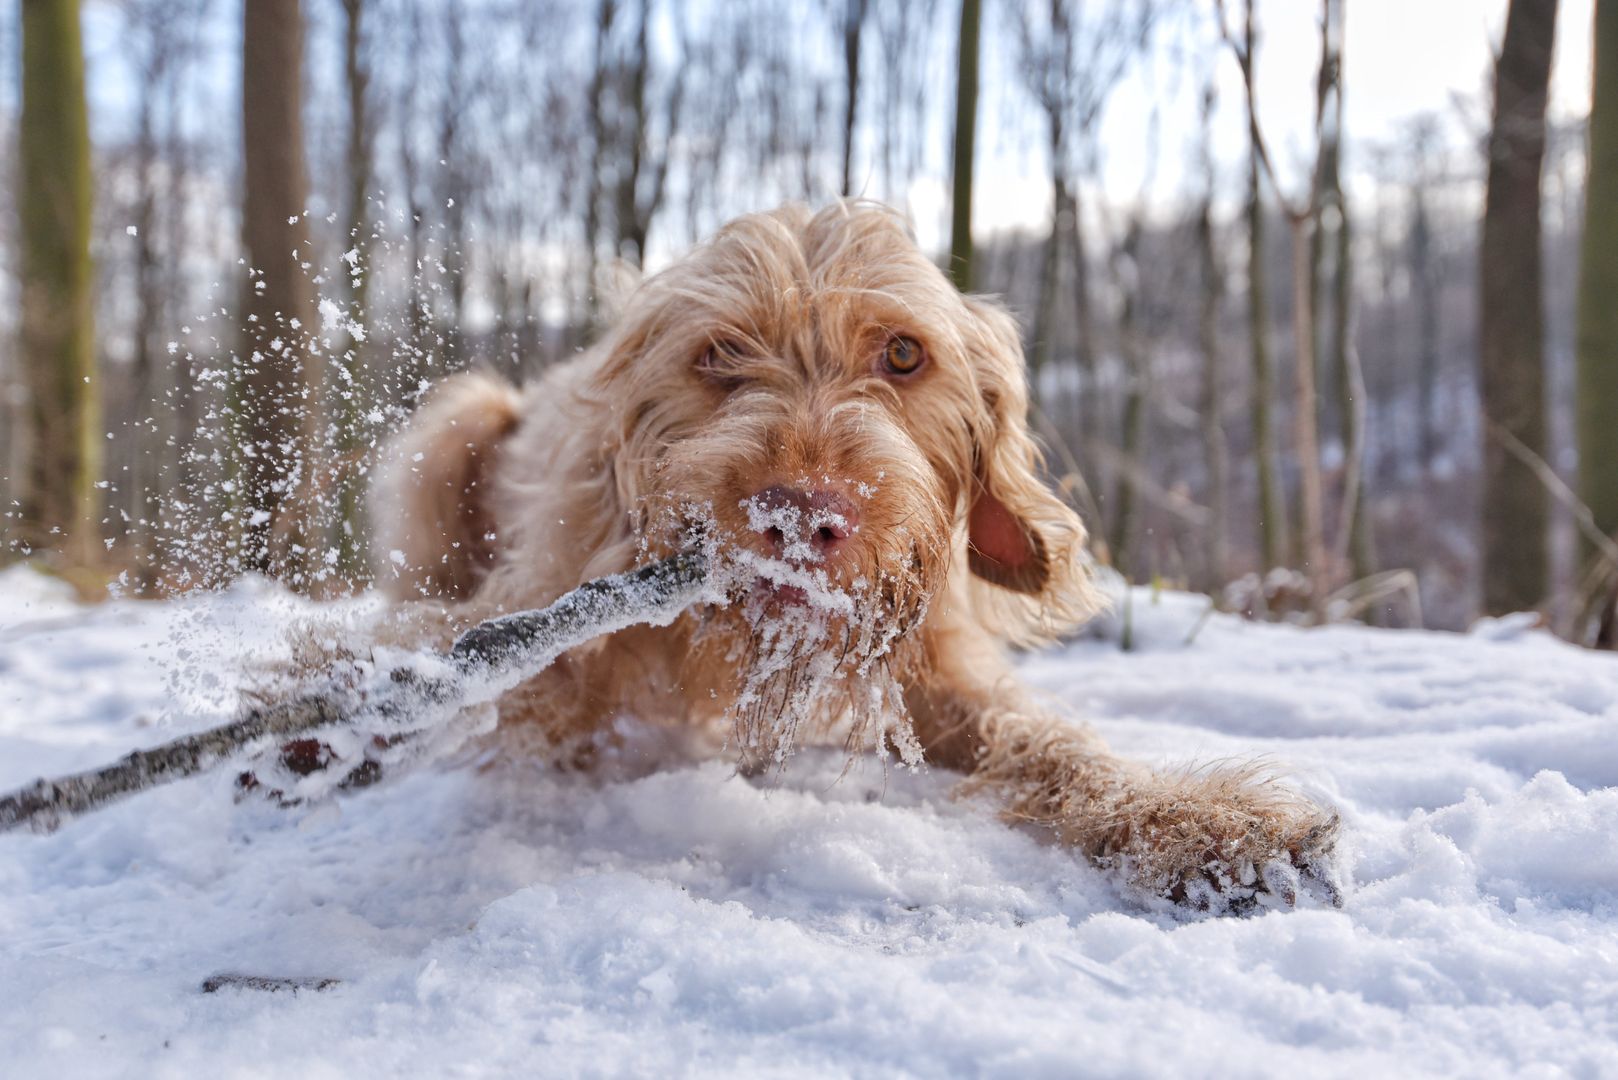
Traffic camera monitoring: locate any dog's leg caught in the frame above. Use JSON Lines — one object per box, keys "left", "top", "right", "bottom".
{"left": 905, "top": 626, "right": 1340, "bottom": 912}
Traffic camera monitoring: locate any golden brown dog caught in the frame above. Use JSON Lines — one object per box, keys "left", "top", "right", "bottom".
{"left": 372, "top": 202, "right": 1339, "bottom": 912}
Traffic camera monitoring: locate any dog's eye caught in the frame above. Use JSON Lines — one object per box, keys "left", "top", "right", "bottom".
{"left": 880, "top": 335, "right": 926, "bottom": 378}
{"left": 697, "top": 341, "right": 746, "bottom": 384}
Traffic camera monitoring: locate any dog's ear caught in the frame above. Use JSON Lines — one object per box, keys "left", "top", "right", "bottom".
{"left": 968, "top": 477, "right": 1050, "bottom": 595}
{"left": 594, "top": 258, "right": 643, "bottom": 327}
{"left": 371, "top": 373, "right": 521, "bottom": 600}
{"left": 960, "top": 296, "right": 1098, "bottom": 631}
{"left": 967, "top": 396, "right": 1063, "bottom": 596}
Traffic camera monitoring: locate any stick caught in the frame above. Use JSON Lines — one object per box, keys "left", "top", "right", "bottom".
{"left": 450, "top": 549, "right": 709, "bottom": 676}
{"left": 0, "top": 551, "right": 711, "bottom": 835}
{"left": 1487, "top": 419, "right": 1618, "bottom": 573}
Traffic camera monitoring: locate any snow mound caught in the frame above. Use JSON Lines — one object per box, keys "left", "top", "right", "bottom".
{"left": 1410, "top": 771, "right": 1618, "bottom": 910}
{"left": 2, "top": 583, "right": 1617, "bottom": 1075}
{"left": 0, "top": 564, "right": 81, "bottom": 630}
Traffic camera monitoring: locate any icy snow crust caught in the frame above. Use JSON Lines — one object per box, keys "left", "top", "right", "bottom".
{"left": 3, "top": 572, "right": 1618, "bottom": 1076}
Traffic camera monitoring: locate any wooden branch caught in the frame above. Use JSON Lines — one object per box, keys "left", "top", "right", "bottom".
{"left": 450, "top": 548, "right": 710, "bottom": 679}
{"left": 1487, "top": 420, "right": 1618, "bottom": 572}
{"left": 0, "top": 551, "right": 711, "bottom": 835}
{"left": 1214, "top": 0, "right": 1314, "bottom": 223}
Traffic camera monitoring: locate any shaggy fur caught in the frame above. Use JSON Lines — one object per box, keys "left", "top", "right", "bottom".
{"left": 371, "top": 202, "right": 1339, "bottom": 910}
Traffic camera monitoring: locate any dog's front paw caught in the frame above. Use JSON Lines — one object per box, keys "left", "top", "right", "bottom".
{"left": 1100, "top": 770, "right": 1343, "bottom": 915}
{"left": 1166, "top": 813, "right": 1342, "bottom": 915}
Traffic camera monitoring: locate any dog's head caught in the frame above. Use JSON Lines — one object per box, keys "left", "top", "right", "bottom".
{"left": 592, "top": 203, "right": 1097, "bottom": 654}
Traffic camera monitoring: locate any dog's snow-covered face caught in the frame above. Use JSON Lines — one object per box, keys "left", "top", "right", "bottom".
{"left": 586, "top": 207, "right": 1095, "bottom": 746}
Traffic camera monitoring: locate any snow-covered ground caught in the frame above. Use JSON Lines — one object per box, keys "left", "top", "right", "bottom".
{"left": 2, "top": 564, "right": 1617, "bottom": 1078}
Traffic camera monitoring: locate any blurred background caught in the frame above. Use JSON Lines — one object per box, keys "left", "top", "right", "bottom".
{"left": 0, "top": 0, "right": 1613, "bottom": 647}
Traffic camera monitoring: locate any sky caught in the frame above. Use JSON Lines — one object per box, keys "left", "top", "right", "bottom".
{"left": 909, "top": 0, "right": 1598, "bottom": 251}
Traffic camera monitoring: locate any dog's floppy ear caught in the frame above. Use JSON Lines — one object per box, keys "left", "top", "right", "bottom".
{"left": 960, "top": 296, "right": 1099, "bottom": 634}
{"left": 968, "top": 473, "right": 1050, "bottom": 595}
{"left": 967, "top": 388, "right": 1062, "bottom": 596}
{"left": 594, "top": 257, "right": 643, "bottom": 327}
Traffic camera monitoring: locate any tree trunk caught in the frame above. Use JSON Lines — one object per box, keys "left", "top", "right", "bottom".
{"left": 1241, "top": 0, "right": 1286, "bottom": 572}
{"left": 436, "top": 6, "right": 467, "bottom": 370}
{"left": 839, "top": 0, "right": 868, "bottom": 198}
{"left": 18, "top": 0, "right": 99, "bottom": 566}
{"left": 1321, "top": 0, "right": 1373, "bottom": 583}
{"left": 335, "top": 0, "right": 372, "bottom": 583}
{"left": 1288, "top": 218, "right": 1328, "bottom": 612}
{"left": 1196, "top": 194, "right": 1229, "bottom": 588}
{"left": 1309, "top": 175, "right": 1332, "bottom": 453}
{"left": 1030, "top": 125, "right": 1065, "bottom": 391}
{"left": 584, "top": 0, "right": 616, "bottom": 329}
{"left": 342, "top": 0, "right": 371, "bottom": 322}
{"left": 1311, "top": 0, "right": 1341, "bottom": 456}
{"left": 1410, "top": 176, "right": 1440, "bottom": 468}
{"left": 612, "top": 0, "right": 680, "bottom": 271}
{"left": 1109, "top": 222, "right": 1148, "bottom": 580}
{"left": 1334, "top": 205, "right": 1376, "bottom": 581}
{"left": 1479, "top": 0, "right": 1559, "bottom": 615}
{"left": 240, "top": 0, "right": 319, "bottom": 581}
{"left": 615, "top": 0, "right": 652, "bottom": 267}
{"left": 129, "top": 34, "right": 167, "bottom": 593}
{"left": 1067, "top": 186, "right": 1100, "bottom": 438}
{"left": 165, "top": 44, "right": 198, "bottom": 537}
{"left": 1578, "top": 0, "right": 1618, "bottom": 554}
{"left": 395, "top": 5, "right": 429, "bottom": 382}
{"left": 948, "top": 0, "right": 980, "bottom": 292}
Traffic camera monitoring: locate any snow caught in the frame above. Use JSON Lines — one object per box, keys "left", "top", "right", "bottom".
{"left": 2, "top": 568, "right": 1617, "bottom": 1076}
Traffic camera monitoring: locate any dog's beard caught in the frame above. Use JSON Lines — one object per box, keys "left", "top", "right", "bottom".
{"left": 719, "top": 552, "right": 928, "bottom": 773}
{"left": 645, "top": 498, "right": 933, "bottom": 772}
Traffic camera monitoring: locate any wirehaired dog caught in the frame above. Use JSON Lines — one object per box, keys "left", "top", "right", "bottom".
{"left": 372, "top": 202, "right": 1339, "bottom": 912}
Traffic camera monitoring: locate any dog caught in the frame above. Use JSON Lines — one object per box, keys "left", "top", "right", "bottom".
{"left": 371, "top": 202, "right": 1340, "bottom": 912}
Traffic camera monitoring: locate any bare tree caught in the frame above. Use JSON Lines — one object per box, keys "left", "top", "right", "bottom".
{"left": 1222, "top": 0, "right": 1353, "bottom": 616}
{"left": 874, "top": 0, "right": 939, "bottom": 201}
{"left": 948, "top": 0, "right": 981, "bottom": 292}
{"left": 436, "top": 3, "right": 471, "bottom": 370}
{"left": 1407, "top": 116, "right": 1443, "bottom": 469}
{"left": 1479, "top": 0, "right": 1560, "bottom": 615}
{"left": 681, "top": 8, "right": 742, "bottom": 242}
{"left": 123, "top": 0, "right": 189, "bottom": 589}
{"left": 334, "top": 0, "right": 375, "bottom": 580}
{"left": 836, "top": 0, "right": 870, "bottom": 197}
{"left": 580, "top": 0, "right": 686, "bottom": 274}
{"left": 613, "top": 0, "right": 684, "bottom": 268}
{"left": 1195, "top": 79, "right": 1229, "bottom": 586}
{"left": 584, "top": 0, "right": 617, "bottom": 326}
{"left": 1313, "top": 0, "right": 1374, "bottom": 581}
{"left": 1223, "top": 0, "right": 1287, "bottom": 574}
{"left": 1108, "top": 218, "right": 1149, "bottom": 576}
{"left": 341, "top": 0, "right": 373, "bottom": 325}
{"left": 1578, "top": 0, "right": 1618, "bottom": 554}
{"left": 17, "top": 0, "right": 98, "bottom": 566}
{"left": 1016, "top": 0, "right": 1153, "bottom": 400}
{"left": 239, "top": 0, "right": 320, "bottom": 579}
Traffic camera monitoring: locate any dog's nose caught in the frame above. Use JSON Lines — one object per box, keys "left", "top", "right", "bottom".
{"left": 748, "top": 485, "right": 859, "bottom": 562}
